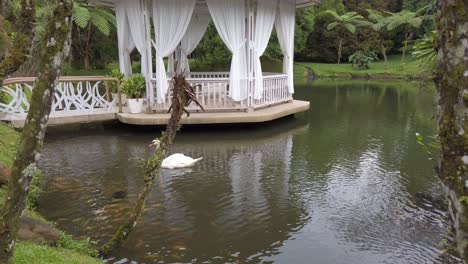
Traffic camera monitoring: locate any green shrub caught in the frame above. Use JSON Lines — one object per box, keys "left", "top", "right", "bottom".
{"left": 349, "top": 50, "right": 378, "bottom": 70}
{"left": 412, "top": 31, "right": 437, "bottom": 67}
{"left": 57, "top": 232, "right": 98, "bottom": 257}
{"left": 121, "top": 74, "right": 146, "bottom": 99}
{"left": 28, "top": 169, "right": 44, "bottom": 209}
{"left": 106, "top": 69, "right": 125, "bottom": 93}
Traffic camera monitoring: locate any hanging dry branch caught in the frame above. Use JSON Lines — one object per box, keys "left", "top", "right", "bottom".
{"left": 99, "top": 72, "right": 205, "bottom": 257}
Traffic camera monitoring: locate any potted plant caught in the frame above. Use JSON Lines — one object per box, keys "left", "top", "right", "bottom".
{"left": 107, "top": 69, "right": 126, "bottom": 105}
{"left": 121, "top": 74, "right": 146, "bottom": 114}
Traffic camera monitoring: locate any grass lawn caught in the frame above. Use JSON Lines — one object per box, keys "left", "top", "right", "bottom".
{"left": 296, "top": 55, "right": 431, "bottom": 79}
{"left": 0, "top": 122, "right": 103, "bottom": 264}
{"left": 15, "top": 242, "right": 101, "bottom": 264}
{"left": 0, "top": 122, "right": 19, "bottom": 167}
{"left": 60, "top": 54, "right": 430, "bottom": 80}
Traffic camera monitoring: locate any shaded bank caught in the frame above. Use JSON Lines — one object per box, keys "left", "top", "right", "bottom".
{"left": 0, "top": 122, "right": 102, "bottom": 263}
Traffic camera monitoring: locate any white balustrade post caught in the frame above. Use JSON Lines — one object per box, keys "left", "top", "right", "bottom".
{"left": 246, "top": 0, "right": 255, "bottom": 111}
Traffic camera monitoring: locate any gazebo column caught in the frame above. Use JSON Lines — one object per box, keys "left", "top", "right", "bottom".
{"left": 144, "top": 0, "right": 154, "bottom": 111}
{"left": 246, "top": 0, "right": 255, "bottom": 111}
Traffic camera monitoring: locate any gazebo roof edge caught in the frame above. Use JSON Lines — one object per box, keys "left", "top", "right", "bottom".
{"left": 91, "top": 0, "right": 320, "bottom": 9}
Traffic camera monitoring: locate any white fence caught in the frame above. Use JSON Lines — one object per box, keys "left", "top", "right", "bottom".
{"left": 150, "top": 72, "right": 291, "bottom": 112}
{"left": 0, "top": 77, "right": 120, "bottom": 119}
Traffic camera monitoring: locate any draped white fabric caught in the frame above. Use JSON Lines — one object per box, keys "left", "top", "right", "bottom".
{"left": 275, "top": 0, "right": 295, "bottom": 94}
{"left": 179, "top": 6, "right": 211, "bottom": 73}
{"left": 168, "top": 53, "right": 175, "bottom": 74}
{"left": 125, "top": 0, "right": 149, "bottom": 77}
{"left": 253, "top": 0, "right": 277, "bottom": 99}
{"left": 206, "top": 0, "right": 247, "bottom": 101}
{"left": 115, "top": 2, "right": 135, "bottom": 77}
{"left": 152, "top": 0, "right": 196, "bottom": 103}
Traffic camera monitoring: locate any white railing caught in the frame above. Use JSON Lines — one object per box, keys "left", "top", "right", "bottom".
{"left": 150, "top": 77, "right": 249, "bottom": 112}
{"left": 0, "top": 77, "right": 121, "bottom": 119}
{"left": 188, "top": 72, "right": 230, "bottom": 79}
{"left": 253, "top": 74, "right": 291, "bottom": 109}
{"left": 150, "top": 72, "right": 291, "bottom": 112}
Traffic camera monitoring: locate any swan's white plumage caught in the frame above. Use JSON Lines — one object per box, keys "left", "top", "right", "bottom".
{"left": 161, "top": 154, "right": 203, "bottom": 169}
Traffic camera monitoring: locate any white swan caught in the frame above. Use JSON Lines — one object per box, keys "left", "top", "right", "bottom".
{"left": 161, "top": 154, "right": 203, "bottom": 169}
{"left": 150, "top": 139, "right": 203, "bottom": 169}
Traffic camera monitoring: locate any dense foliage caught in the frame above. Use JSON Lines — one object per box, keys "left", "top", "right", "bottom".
{"left": 106, "top": 69, "right": 125, "bottom": 93}
{"left": 121, "top": 74, "right": 146, "bottom": 99}
{"left": 7, "top": 0, "right": 437, "bottom": 72}
{"left": 349, "top": 50, "right": 378, "bottom": 69}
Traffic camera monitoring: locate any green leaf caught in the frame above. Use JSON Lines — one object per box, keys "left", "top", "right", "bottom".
{"left": 73, "top": 2, "right": 91, "bottom": 28}
{"left": 343, "top": 23, "right": 356, "bottom": 34}
{"left": 326, "top": 22, "right": 340, "bottom": 31}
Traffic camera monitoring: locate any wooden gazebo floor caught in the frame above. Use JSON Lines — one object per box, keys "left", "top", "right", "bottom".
{"left": 117, "top": 100, "right": 310, "bottom": 126}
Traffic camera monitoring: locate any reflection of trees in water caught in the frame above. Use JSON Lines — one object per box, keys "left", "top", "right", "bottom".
{"left": 290, "top": 81, "right": 454, "bottom": 263}
{"left": 130, "top": 126, "right": 308, "bottom": 263}
{"left": 39, "top": 124, "right": 311, "bottom": 263}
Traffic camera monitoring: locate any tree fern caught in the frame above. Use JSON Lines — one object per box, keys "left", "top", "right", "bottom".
{"left": 73, "top": 0, "right": 115, "bottom": 36}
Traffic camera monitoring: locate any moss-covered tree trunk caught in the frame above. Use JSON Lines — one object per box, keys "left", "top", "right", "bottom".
{"left": 0, "top": 1, "right": 73, "bottom": 262}
{"left": 99, "top": 73, "right": 189, "bottom": 257}
{"left": 0, "top": 0, "right": 36, "bottom": 86}
{"left": 434, "top": 0, "right": 468, "bottom": 261}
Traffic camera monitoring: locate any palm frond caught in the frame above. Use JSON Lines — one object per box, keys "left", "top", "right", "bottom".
{"left": 90, "top": 14, "right": 110, "bottom": 35}
{"left": 73, "top": 2, "right": 91, "bottom": 28}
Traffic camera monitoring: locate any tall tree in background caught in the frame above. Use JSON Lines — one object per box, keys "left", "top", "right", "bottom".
{"left": 72, "top": 0, "right": 115, "bottom": 69}
{"left": 361, "top": 9, "right": 391, "bottom": 67}
{"left": 324, "top": 10, "right": 365, "bottom": 64}
{"left": 0, "top": 0, "right": 73, "bottom": 262}
{"left": 0, "top": 0, "right": 36, "bottom": 85}
{"left": 434, "top": 0, "right": 468, "bottom": 261}
{"left": 385, "top": 10, "right": 432, "bottom": 62}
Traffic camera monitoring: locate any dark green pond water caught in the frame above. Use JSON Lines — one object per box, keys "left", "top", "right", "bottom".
{"left": 38, "top": 79, "right": 461, "bottom": 263}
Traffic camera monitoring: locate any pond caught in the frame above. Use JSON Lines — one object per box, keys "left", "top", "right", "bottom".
{"left": 37, "top": 79, "right": 461, "bottom": 263}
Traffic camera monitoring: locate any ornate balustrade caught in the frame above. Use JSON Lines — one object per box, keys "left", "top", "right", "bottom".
{"left": 150, "top": 72, "right": 291, "bottom": 112}
{"left": 0, "top": 77, "right": 121, "bottom": 120}
{"left": 1, "top": 73, "right": 291, "bottom": 122}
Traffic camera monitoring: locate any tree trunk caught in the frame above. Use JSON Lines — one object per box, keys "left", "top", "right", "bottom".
{"left": 382, "top": 45, "right": 388, "bottom": 68}
{"left": 434, "top": 0, "right": 468, "bottom": 262}
{"left": 337, "top": 38, "right": 343, "bottom": 64}
{"left": 401, "top": 31, "right": 413, "bottom": 64}
{"left": 0, "top": 0, "right": 36, "bottom": 86}
{"left": 99, "top": 73, "right": 191, "bottom": 257}
{"left": 0, "top": 1, "right": 73, "bottom": 263}
{"left": 83, "top": 23, "right": 93, "bottom": 70}
{"left": 401, "top": 37, "right": 407, "bottom": 63}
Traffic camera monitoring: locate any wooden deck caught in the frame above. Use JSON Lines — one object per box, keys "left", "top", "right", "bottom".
{"left": 1, "top": 75, "right": 309, "bottom": 128}
{"left": 118, "top": 100, "right": 310, "bottom": 126}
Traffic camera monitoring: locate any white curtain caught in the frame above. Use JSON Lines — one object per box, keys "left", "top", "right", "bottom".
{"left": 152, "top": 0, "right": 196, "bottom": 103}
{"left": 179, "top": 6, "right": 211, "bottom": 73}
{"left": 125, "top": 0, "right": 149, "bottom": 77}
{"left": 206, "top": 0, "right": 247, "bottom": 101}
{"left": 115, "top": 2, "right": 135, "bottom": 77}
{"left": 253, "top": 0, "right": 277, "bottom": 99}
{"left": 168, "top": 53, "right": 175, "bottom": 75}
{"left": 275, "top": 0, "right": 295, "bottom": 94}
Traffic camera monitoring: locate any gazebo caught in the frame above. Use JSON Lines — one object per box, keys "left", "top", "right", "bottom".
{"left": 92, "top": 0, "right": 319, "bottom": 113}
